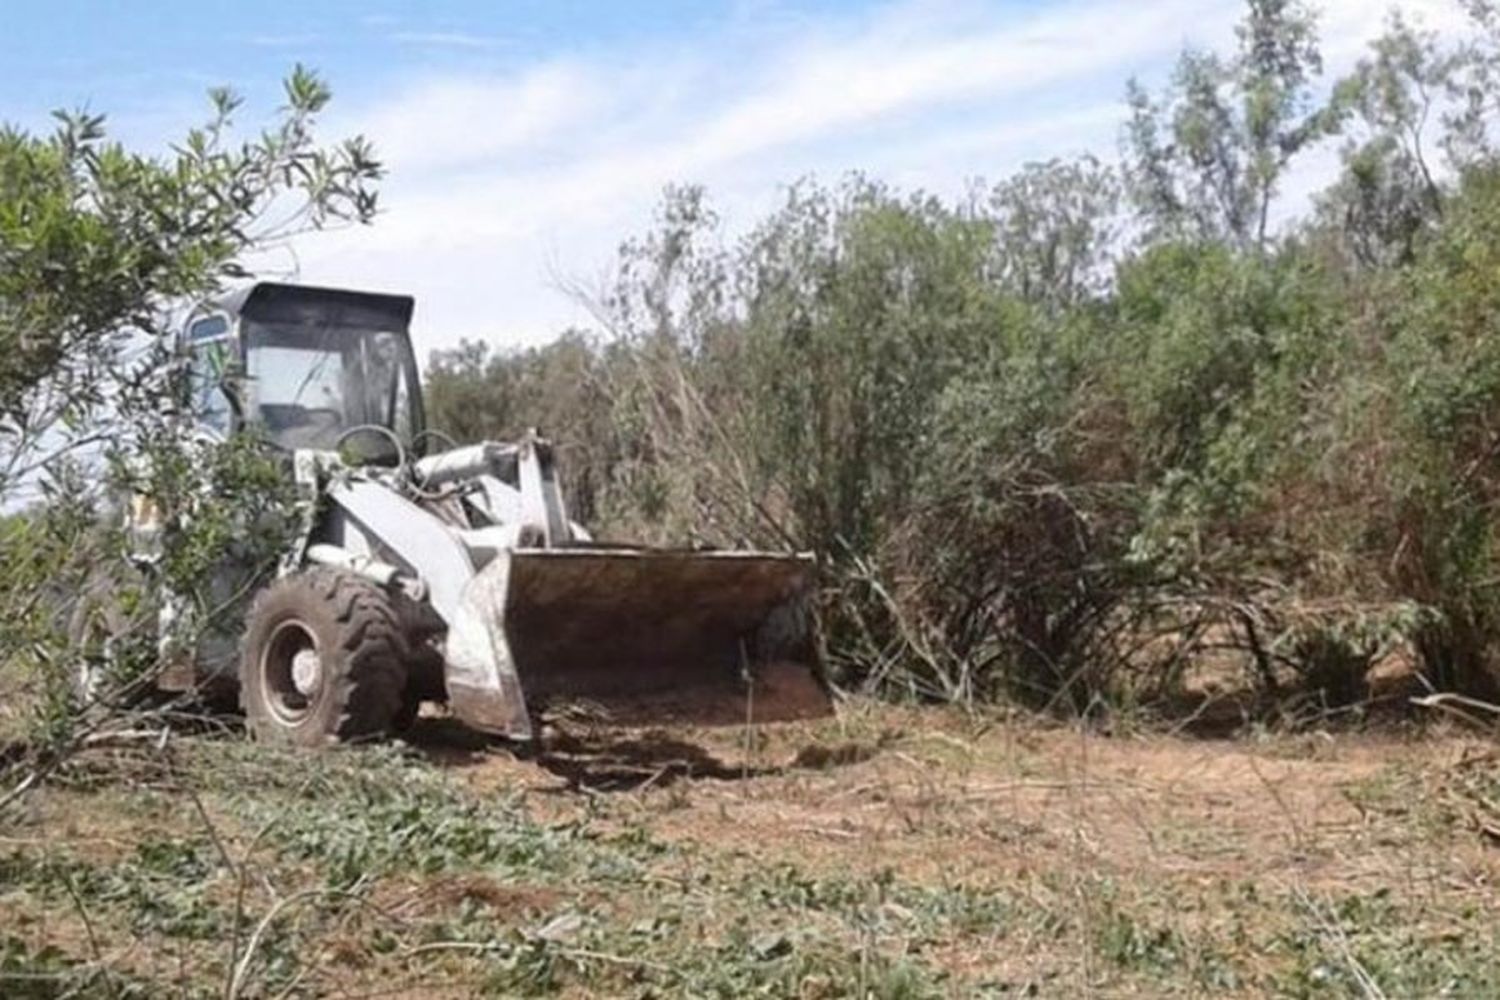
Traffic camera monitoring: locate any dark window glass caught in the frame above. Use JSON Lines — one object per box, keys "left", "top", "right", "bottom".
{"left": 243, "top": 320, "right": 419, "bottom": 452}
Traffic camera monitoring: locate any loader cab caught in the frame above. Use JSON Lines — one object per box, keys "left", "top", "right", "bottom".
{"left": 183, "top": 282, "right": 425, "bottom": 456}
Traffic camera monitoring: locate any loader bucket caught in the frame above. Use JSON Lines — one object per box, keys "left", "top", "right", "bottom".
{"left": 453, "top": 548, "right": 830, "bottom": 730}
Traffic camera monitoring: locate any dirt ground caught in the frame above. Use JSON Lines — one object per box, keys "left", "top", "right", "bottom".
{"left": 3, "top": 702, "right": 1500, "bottom": 996}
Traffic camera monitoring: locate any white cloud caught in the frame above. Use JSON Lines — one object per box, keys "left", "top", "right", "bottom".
{"left": 289, "top": 0, "right": 1474, "bottom": 356}
{"left": 351, "top": 62, "right": 601, "bottom": 173}
{"left": 244, "top": 34, "right": 320, "bottom": 48}
{"left": 389, "top": 31, "right": 507, "bottom": 50}
{"left": 1318, "top": 0, "right": 1472, "bottom": 61}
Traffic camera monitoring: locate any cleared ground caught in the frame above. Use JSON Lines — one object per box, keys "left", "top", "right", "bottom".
{"left": 2, "top": 703, "right": 1499, "bottom": 997}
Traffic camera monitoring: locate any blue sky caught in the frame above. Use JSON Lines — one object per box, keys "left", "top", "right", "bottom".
{"left": 2, "top": 2, "right": 763, "bottom": 122}
{"left": 0, "top": 0, "right": 1467, "bottom": 352}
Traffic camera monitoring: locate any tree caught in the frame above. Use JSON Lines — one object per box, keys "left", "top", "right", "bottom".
{"left": 1446, "top": 0, "right": 1500, "bottom": 164}
{"left": 0, "top": 66, "right": 381, "bottom": 497}
{"left": 1124, "top": 0, "right": 1336, "bottom": 249}
{"left": 1316, "top": 13, "right": 1455, "bottom": 267}
{"left": 425, "top": 333, "right": 617, "bottom": 525}
{"left": 980, "top": 156, "right": 1121, "bottom": 313}
{"left": 0, "top": 67, "right": 380, "bottom": 739}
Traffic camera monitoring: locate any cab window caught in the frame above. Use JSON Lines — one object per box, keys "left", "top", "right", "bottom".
{"left": 186, "top": 315, "right": 235, "bottom": 437}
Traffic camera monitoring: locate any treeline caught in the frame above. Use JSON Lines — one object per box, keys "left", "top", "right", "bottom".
{"left": 428, "top": 1, "right": 1500, "bottom": 718}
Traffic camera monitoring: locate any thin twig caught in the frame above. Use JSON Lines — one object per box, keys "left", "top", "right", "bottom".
{"left": 1292, "top": 886, "right": 1387, "bottom": 1000}
{"left": 228, "top": 887, "right": 399, "bottom": 999}
{"left": 60, "top": 869, "right": 116, "bottom": 1000}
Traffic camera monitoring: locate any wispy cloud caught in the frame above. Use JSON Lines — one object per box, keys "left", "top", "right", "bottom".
{"left": 244, "top": 33, "right": 320, "bottom": 48}
{"left": 351, "top": 61, "right": 601, "bottom": 173}
{"left": 293, "top": 0, "right": 1472, "bottom": 353}
{"left": 389, "top": 31, "right": 507, "bottom": 50}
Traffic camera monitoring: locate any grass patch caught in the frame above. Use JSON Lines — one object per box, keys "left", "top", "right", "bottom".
{"left": 2, "top": 711, "right": 1498, "bottom": 996}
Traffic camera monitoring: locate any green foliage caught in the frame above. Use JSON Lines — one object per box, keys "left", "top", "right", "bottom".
{"left": 423, "top": 3, "right": 1500, "bottom": 716}
{"left": 0, "top": 68, "right": 379, "bottom": 745}
{"left": 980, "top": 155, "right": 1122, "bottom": 312}
{"left": 1319, "top": 12, "right": 1453, "bottom": 268}
{"left": 1376, "top": 165, "right": 1500, "bottom": 693}
{"left": 0, "top": 932, "right": 156, "bottom": 998}
{"left": 12, "top": 0, "right": 1500, "bottom": 728}
{"left": 426, "top": 333, "right": 616, "bottom": 523}
{"left": 0, "top": 465, "right": 102, "bottom": 742}
{"left": 1124, "top": 0, "right": 1338, "bottom": 249}
{"left": 1273, "top": 889, "right": 1500, "bottom": 997}
{"left": 0, "top": 69, "right": 379, "bottom": 469}
{"left": 232, "top": 745, "right": 578, "bottom": 889}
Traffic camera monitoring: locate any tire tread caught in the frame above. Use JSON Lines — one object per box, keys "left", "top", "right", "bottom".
{"left": 240, "top": 568, "right": 408, "bottom": 745}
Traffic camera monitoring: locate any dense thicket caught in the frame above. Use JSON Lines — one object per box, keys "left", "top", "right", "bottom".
{"left": 427, "top": 1, "right": 1500, "bottom": 717}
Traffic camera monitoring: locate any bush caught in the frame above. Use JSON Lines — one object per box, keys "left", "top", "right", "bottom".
{"left": 420, "top": 0, "right": 1500, "bottom": 719}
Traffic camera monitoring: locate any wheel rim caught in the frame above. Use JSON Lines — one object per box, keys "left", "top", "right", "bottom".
{"left": 261, "top": 620, "right": 323, "bottom": 726}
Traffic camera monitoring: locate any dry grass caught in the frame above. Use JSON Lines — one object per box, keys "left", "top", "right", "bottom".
{"left": 2, "top": 702, "right": 1498, "bottom": 996}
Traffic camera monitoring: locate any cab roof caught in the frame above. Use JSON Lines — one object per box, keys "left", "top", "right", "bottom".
{"left": 212, "top": 282, "right": 414, "bottom": 332}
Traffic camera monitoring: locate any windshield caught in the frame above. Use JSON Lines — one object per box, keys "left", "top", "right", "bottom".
{"left": 243, "top": 320, "right": 419, "bottom": 452}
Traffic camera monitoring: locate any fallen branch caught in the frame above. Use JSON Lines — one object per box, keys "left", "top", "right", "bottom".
{"left": 227, "top": 886, "right": 401, "bottom": 999}
{"left": 1411, "top": 692, "right": 1500, "bottom": 730}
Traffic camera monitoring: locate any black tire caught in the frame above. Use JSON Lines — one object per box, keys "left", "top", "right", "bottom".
{"left": 240, "top": 568, "right": 407, "bottom": 747}
{"left": 392, "top": 695, "right": 421, "bottom": 734}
